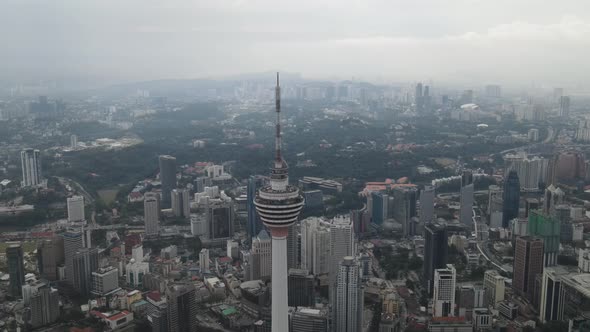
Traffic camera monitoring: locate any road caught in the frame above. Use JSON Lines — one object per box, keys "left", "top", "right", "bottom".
{"left": 473, "top": 211, "right": 510, "bottom": 274}
{"left": 500, "top": 125, "right": 554, "bottom": 155}
{"left": 56, "top": 176, "right": 95, "bottom": 204}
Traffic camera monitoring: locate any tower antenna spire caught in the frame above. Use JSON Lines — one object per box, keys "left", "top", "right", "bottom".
{"left": 275, "top": 72, "right": 282, "bottom": 163}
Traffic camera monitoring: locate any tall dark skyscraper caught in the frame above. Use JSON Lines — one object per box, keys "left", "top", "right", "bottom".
{"left": 72, "top": 248, "right": 99, "bottom": 296}
{"left": 502, "top": 170, "right": 520, "bottom": 228}
{"left": 513, "top": 236, "right": 544, "bottom": 299}
{"left": 460, "top": 170, "right": 474, "bottom": 227}
{"left": 159, "top": 155, "right": 177, "bottom": 207}
{"left": 247, "top": 175, "right": 266, "bottom": 243}
{"left": 415, "top": 83, "right": 424, "bottom": 113}
{"left": 559, "top": 96, "right": 571, "bottom": 118}
{"left": 7, "top": 244, "right": 25, "bottom": 297}
{"left": 166, "top": 283, "right": 198, "bottom": 332}
{"left": 423, "top": 223, "right": 448, "bottom": 295}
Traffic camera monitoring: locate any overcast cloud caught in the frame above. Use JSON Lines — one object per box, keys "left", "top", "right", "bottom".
{"left": 1, "top": 0, "right": 590, "bottom": 85}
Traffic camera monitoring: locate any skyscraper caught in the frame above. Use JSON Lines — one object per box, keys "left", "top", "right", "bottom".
{"left": 30, "top": 285, "right": 60, "bottom": 328}
{"left": 62, "top": 230, "right": 84, "bottom": 285}
{"left": 335, "top": 256, "right": 363, "bottom": 332}
{"left": 199, "top": 249, "right": 210, "bottom": 273}
{"left": 423, "top": 223, "right": 448, "bottom": 294}
{"left": 559, "top": 96, "right": 571, "bottom": 118}
{"left": 371, "top": 191, "right": 388, "bottom": 225}
{"left": 433, "top": 264, "right": 456, "bottom": 317}
{"left": 72, "top": 248, "right": 99, "bottom": 296}
{"left": 166, "top": 283, "right": 198, "bottom": 332}
{"left": 159, "top": 155, "right": 177, "bottom": 207}
{"left": 415, "top": 83, "right": 424, "bottom": 113}
{"left": 513, "top": 236, "right": 544, "bottom": 299}
{"left": 70, "top": 134, "right": 78, "bottom": 149}
{"left": 247, "top": 175, "right": 266, "bottom": 243}
{"left": 288, "top": 268, "right": 315, "bottom": 307}
{"left": 287, "top": 223, "right": 299, "bottom": 269}
{"left": 253, "top": 73, "right": 305, "bottom": 332}
{"left": 144, "top": 192, "right": 161, "bottom": 236}
{"left": 502, "top": 170, "right": 520, "bottom": 228}
{"left": 67, "top": 195, "right": 85, "bottom": 222}
{"left": 171, "top": 188, "right": 190, "bottom": 218}
{"left": 528, "top": 210, "right": 560, "bottom": 266}
{"left": 460, "top": 171, "right": 474, "bottom": 227}
{"left": 420, "top": 185, "right": 435, "bottom": 224}
{"left": 330, "top": 216, "right": 355, "bottom": 284}
{"left": 392, "top": 186, "right": 418, "bottom": 236}
{"left": 251, "top": 229, "right": 272, "bottom": 280}
{"left": 20, "top": 148, "right": 41, "bottom": 187}
{"left": 300, "top": 217, "right": 330, "bottom": 275}
{"left": 37, "top": 237, "right": 64, "bottom": 281}
{"left": 7, "top": 244, "right": 25, "bottom": 297}
{"left": 539, "top": 266, "right": 568, "bottom": 323}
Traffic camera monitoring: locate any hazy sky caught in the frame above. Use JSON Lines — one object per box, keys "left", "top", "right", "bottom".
{"left": 2, "top": 0, "right": 590, "bottom": 85}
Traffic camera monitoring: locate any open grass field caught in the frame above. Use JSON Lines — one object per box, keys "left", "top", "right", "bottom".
{"left": 97, "top": 189, "right": 118, "bottom": 204}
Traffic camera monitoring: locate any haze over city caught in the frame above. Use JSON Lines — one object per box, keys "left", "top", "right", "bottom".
{"left": 2, "top": 0, "right": 590, "bottom": 87}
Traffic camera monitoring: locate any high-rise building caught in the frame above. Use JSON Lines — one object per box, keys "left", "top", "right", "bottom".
{"left": 171, "top": 188, "right": 190, "bottom": 218}
{"left": 72, "top": 248, "right": 99, "bottom": 296}
{"left": 253, "top": 74, "right": 305, "bottom": 332}
{"left": 7, "top": 244, "right": 25, "bottom": 297}
{"left": 528, "top": 210, "right": 560, "bottom": 266}
{"left": 504, "top": 153, "right": 549, "bottom": 191}
{"left": 415, "top": 83, "right": 424, "bottom": 113}
{"left": 144, "top": 192, "right": 161, "bottom": 236}
{"left": 158, "top": 155, "right": 177, "bottom": 207}
{"left": 300, "top": 217, "right": 330, "bottom": 275}
{"left": 288, "top": 269, "right": 315, "bottom": 307}
{"left": 420, "top": 185, "right": 435, "bottom": 224}
{"left": 70, "top": 134, "right": 78, "bottom": 149}
{"left": 330, "top": 215, "right": 355, "bottom": 305}
{"left": 30, "top": 284, "right": 60, "bottom": 328}
{"left": 502, "top": 171, "right": 520, "bottom": 228}
{"left": 126, "top": 260, "right": 150, "bottom": 288}
{"left": 559, "top": 96, "right": 571, "bottom": 118}
{"left": 460, "top": 171, "right": 474, "bottom": 227}
{"left": 20, "top": 148, "right": 41, "bottom": 187}
{"left": 205, "top": 198, "right": 234, "bottom": 241}
{"left": 543, "top": 185, "right": 564, "bottom": 215}
{"left": 67, "top": 195, "right": 85, "bottom": 222}
{"left": 335, "top": 256, "right": 363, "bottom": 332}
{"left": 199, "top": 249, "right": 210, "bottom": 273}
{"left": 371, "top": 191, "right": 388, "bottom": 225}
{"left": 290, "top": 307, "right": 328, "bottom": 332}
{"left": 513, "top": 236, "right": 544, "bottom": 299}
{"left": 247, "top": 175, "right": 266, "bottom": 243}
{"left": 392, "top": 186, "right": 418, "bottom": 236}
{"left": 92, "top": 266, "right": 119, "bottom": 296}
{"left": 483, "top": 270, "right": 505, "bottom": 307}
{"left": 539, "top": 266, "right": 569, "bottom": 323}
{"left": 433, "top": 264, "right": 456, "bottom": 317}
{"left": 287, "top": 223, "right": 299, "bottom": 270}
{"left": 251, "top": 230, "right": 272, "bottom": 280}
{"left": 166, "top": 284, "right": 198, "bottom": 332}
{"left": 37, "top": 237, "right": 64, "bottom": 281}
{"left": 423, "top": 223, "right": 448, "bottom": 294}
{"left": 62, "top": 230, "right": 84, "bottom": 285}
{"left": 485, "top": 85, "right": 501, "bottom": 98}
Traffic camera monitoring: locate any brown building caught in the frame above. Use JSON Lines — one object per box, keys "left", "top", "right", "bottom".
{"left": 513, "top": 236, "right": 544, "bottom": 299}
{"left": 554, "top": 151, "right": 585, "bottom": 182}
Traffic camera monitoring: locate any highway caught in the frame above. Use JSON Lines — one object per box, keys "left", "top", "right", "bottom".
{"left": 473, "top": 210, "right": 510, "bottom": 274}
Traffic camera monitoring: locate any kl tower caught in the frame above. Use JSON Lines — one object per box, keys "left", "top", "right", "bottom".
{"left": 254, "top": 73, "right": 304, "bottom": 331}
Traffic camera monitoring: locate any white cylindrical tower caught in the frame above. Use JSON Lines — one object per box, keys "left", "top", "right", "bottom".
{"left": 254, "top": 73, "right": 304, "bottom": 332}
